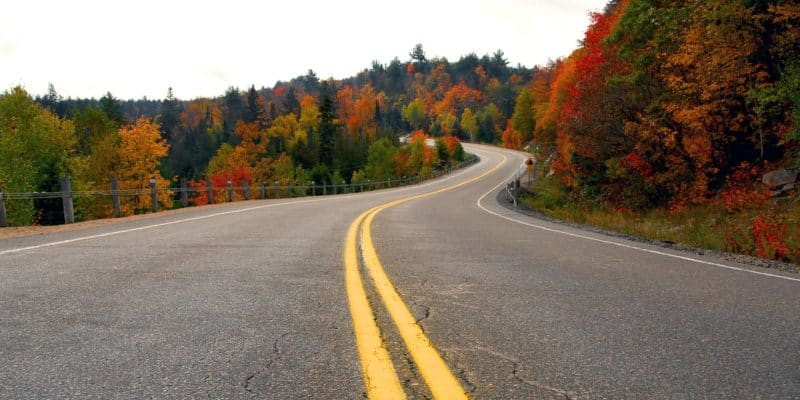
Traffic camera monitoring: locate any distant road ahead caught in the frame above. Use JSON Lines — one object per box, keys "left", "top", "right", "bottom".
{"left": 1, "top": 144, "right": 798, "bottom": 398}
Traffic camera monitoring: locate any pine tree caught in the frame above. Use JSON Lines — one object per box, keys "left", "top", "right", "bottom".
{"left": 318, "top": 82, "right": 337, "bottom": 167}
{"left": 99, "top": 91, "right": 124, "bottom": 126}
{"left": 245, "top": 85, "right": 260, "bottom": 124}
{"left": 159, "top": 87, "right": 181, "bottom": 142}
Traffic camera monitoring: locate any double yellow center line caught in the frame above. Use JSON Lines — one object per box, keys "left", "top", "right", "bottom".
{"left": 344, "top": 153, "right": 507, "bottom": 399}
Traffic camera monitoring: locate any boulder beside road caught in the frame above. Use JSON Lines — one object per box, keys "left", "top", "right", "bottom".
{"left": 763, "top": 168, "right": 798, "bottom": 197}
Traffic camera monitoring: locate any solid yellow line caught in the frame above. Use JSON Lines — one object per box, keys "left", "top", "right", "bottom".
{"left": 357, "top": 154, "right": 508, "bottom": 399}
{"left": 345, "top": 210, "right": 407, "bottom": 399}
{"left": 361, "top": 210, "right": 467, "bottom": 399}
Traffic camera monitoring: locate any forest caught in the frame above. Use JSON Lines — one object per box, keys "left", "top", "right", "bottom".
{"left": 1, "top": 43, "right": 501, "bottom": 225}
{"left": 1, "top": 0, "right": 798, "bottom": 261}
{"left": 521, "top": 0, "right": 800, "bottom": 263}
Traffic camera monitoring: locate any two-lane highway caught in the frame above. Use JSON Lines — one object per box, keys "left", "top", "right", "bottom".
{"left": 1, "top": 144, "right": 798, "bottom": 398}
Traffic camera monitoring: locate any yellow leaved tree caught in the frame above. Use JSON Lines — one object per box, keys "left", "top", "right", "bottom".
{"left": 115, "top": 117, "right": 171, "bottom": 215}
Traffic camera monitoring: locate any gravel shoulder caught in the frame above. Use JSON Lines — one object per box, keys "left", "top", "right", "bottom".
{"left": 496, "top": 189, "right": 800, "bottom": 274}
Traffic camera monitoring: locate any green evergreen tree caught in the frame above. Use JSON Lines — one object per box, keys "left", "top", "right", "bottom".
{"left": 99, "top": 91, "right": 124, "bottom": 126}
{"left": 159, "top": 87, "right": 181, "bottom": 142}
{"left": 318, "top": 82, "right": 337, "bottom": 167}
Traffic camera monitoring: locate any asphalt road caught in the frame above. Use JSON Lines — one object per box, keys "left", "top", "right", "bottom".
{"left": 1, "top": 144, "right": 798, "bottom": 399}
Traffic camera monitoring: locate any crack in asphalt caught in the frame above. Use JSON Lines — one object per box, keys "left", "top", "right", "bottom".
{"left": 273, "top": 332, "right": 289, "bottom": 355}
{"left": 243, "top": 332, "right": 290, "bottom": 394}
{"left": 414, "top": 303, "right": 431, "bottom": 326}
{"left": 452, "top": 363, "right": 477, "bottom": 395}
{"left": 446, "top": 345, "right": 581, "bottom": 399}
{"left": 409, "top": 301, "right": 476, "bottom": 396}
{"left": 243, "top": 373, "right": 256, "bottom": 394}
{"left": 401, "top": 354, "right": 430, "bottom": 400}
{"left": 511, "top": 363, "right": 578, "bottom": 400}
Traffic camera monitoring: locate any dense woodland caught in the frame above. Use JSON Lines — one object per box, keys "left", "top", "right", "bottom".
{"left": 522, "top": 0, "right": 800, "bottom": 263}
{"left": 1, "top": 0, "right": 799, "bottom": 253}
{"left": 526, "top": 0, "right": 799, "bottom": 210}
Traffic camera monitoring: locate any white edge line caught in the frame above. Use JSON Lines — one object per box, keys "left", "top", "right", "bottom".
{"left": 473, "top": 149, "right": 800, "bottom": 284}
{"left": 0, "top": 158, "right": 484, "bottom": 256}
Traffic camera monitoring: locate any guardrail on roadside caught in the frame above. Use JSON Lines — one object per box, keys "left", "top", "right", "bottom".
{"left": 0, "top": 156, "right": 481, "bottom": 228}
{"left": 504, "top": 157, "right": 540, "bottom": 207}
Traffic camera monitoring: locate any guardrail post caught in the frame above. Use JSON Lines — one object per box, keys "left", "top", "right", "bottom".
{"left": 274, "top": 181, "right": 280, "bottom": 199}
{"left": 259, "top": 183, "right": 265, "bottom": 199}
{"left": 288, "top": 183, "right": 293, "bottom": 198}
{"left": 323, "top": 183, "right": 327, "bottom": 196}
{"left": 0, "top": 189, "right": 6, "bottom": 227}
{"left": 180, "top": 178, "right": 188, "bottom": 208}
{"left": 149, "top": 178, "right": 158, "bottom": 213}
{"left": 243, "top": 181, "right": 250, "bottom": 200}
{"left": 206, "top": 178, "right": 213, "bottom": 204}
{"left": 61, "top": 175, "right": 75, "bottom": 224}
{"left": 111, "top": 177, "right": 121, "bottom": 218}
{"left": 226, "top": 180, "right": 233, "bottom": 202}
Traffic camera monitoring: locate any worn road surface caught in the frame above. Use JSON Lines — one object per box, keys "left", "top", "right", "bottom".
{"left": 1, "top": 144, "right": 798, "bottom": 399}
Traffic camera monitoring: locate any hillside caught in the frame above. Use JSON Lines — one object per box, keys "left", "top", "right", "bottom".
{"left": 520, "top": 0, "right": 800, "bottom": 264}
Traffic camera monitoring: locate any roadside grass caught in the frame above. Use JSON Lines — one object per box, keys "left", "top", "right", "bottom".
{"left": 520, "top": 175, "right": 800, "bottom": 265}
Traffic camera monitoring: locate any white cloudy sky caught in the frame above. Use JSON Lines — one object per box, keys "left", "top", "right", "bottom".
{"left": 1, "top": 0, "right": 609, "bottom": 100}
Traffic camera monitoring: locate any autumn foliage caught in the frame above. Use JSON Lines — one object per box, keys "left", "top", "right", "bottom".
{"left": 189, "top": 167, "right": 252, "bottom": 206}
{"left": 752, "top": 216, "right": 790, "bottom": 260}
{"left": 514, "top": 0, "right": 800, "bottom": 263}
{"left": 5, "top": 3, "right": 799, "bottom": 264}
{"left": 528, "top": 0, "right": 799, "bottom": 212}
{"left": 115, "top": 117, "right": 171, "bottom": 215}
{"left": 501, "top": 121, "right": 522, "bottom": 150}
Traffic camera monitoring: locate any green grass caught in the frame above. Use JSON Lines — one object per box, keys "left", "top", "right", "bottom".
{"left": 520, "top": 176, "right": 800, "bottom": 265}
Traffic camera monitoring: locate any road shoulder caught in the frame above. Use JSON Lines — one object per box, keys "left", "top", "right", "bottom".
{"left": 494, "top": 188, "right": 800, "bottom": 274}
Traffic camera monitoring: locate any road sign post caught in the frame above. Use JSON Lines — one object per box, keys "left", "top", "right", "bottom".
{"left": 525, "top": 157, "right": 534, "bottom": 183}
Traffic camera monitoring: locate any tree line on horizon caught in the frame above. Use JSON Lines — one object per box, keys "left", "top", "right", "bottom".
{"left": 3, "top": 43, "right": 507, "bottom": 225}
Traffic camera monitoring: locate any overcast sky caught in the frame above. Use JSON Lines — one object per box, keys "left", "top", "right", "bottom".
{"left": 1, "top": 0, "right": 610, "bottom": 100}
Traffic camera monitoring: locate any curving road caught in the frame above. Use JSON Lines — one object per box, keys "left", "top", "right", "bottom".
{"left": 1, "top": 144, "right": 798, "bottom": 399}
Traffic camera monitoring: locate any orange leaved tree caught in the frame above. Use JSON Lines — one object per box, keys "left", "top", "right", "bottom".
{"left": 114, "top": 117, "right": 171, "bottom": 215}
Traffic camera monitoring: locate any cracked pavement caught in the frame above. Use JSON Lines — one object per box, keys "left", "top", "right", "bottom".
{"left": 2, "top": 144, "right": 799, "bottom": 398}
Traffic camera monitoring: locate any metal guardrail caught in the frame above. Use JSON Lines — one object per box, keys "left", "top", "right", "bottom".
{"left": 504, "top": 157, "right": 541, "bottom": 208}
{"left": 0, "top": 156, "right": 481, "bottom": 227}
{"left": 505, "top": 185, "right": 518, "bottom": 207}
